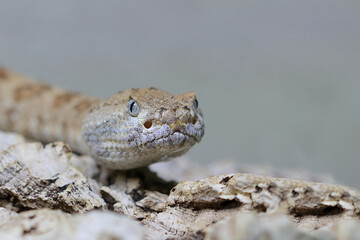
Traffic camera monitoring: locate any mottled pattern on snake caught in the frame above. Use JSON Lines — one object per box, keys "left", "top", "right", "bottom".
{"left": 0, "top": 67, "right": 205, "bottom": 169}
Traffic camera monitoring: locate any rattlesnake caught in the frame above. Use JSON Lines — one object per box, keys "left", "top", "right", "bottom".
{"left": 0, "top": 67, "right": 205, "bottom": 169}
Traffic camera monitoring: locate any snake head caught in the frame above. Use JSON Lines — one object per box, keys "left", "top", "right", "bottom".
{"left": 81, "top": 88, "right": 205, "bottom": 169}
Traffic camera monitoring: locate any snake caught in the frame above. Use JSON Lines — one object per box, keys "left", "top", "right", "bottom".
{"left": 0, "top": 67, "right": 205, "bottom": 169}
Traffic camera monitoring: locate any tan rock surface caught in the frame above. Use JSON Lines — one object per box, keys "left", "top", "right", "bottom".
{"left": 167, "top": 173, "right": 359, "bottom": 214}
{"left": 1, "top": 130, "right": 360, "bottom": 239}
{"left": 204, "top": 212, "right": 360, "bottom": 240}
{"left": 140, "top": 173, "right": 360, "bottom": 239}
{"left": 0, "top": 142, "right": 105, "bottom": 213}
{"left": 0, "top": 207, "right": 16, "bottom": 226}
{"left": 0, "top": 208, "right": 144, "bottom": 240}
{"left": 0, "top": 131, "right": 25, "bottom": 152}
{"left": 204, "top": 212, "right": 333, "bottom": 240}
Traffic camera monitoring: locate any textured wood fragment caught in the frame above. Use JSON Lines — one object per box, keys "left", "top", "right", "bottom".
{"left": 204, "top": 212, "right": 332, "bottom": 240}
{"left": 204, "top": 212, "right": 360, "bottom": 240}
{"left": 1, "top": 131, "right": 360, "bottom": 239}
{"left": 0, "top": 208, "right": 144, "bottom": 240}
{"left": 0, "top": 207, "right": 16, "bottom": 226}
{"left": 0, "top": 131, "right": 25, "bottom": 152}
{"left": 99, "top": 168, "right": 172, "bottom": 219}
{"left": 167, "top": 173, "right": 360, "bottom": 217}
{"left": 0, "top": 142, "right": 105, "bottom": 213}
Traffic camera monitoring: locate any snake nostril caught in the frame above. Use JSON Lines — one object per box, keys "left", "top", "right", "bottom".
{"left": 144, "top": 120, "right": 153, "bottom": 129}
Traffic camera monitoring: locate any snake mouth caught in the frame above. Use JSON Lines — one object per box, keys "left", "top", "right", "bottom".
{"left": 93, "top": 117, "right": 204, "bottom": 157}
{"left": 100, "top": 125, "right": 201, "bottom": 150}
{"left": 135, "top": 118, "right": 203, "bottom": 147}
{"left": 143, "top": 130, "right": 197, "bottom": 149}
{"left": 137, "top": 124, "right": 198, "bottom": 149}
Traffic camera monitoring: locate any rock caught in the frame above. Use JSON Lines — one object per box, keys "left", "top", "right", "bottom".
{"left": 334, "top": 218, "right": 360, "bottom": 240}
{"left": 143, "top": 206, "right": 235, "bottom": 239}
{"left": 151, "top": 173, "right": 360, "bottom": 239}
{"left": 101, "top": 186, "right": 141, "bottom": 218}
{"left": 204, "top": 212, "right": 360, "bottom": 240}
{"left": 136, "top": 190, "right": 167, "bottom": 212}
{"left": 167, "top": 173, "right": 359, "bottom": 217}
{"left": 141, "top": 173, "right": 360, "bottom": 239}
{"left": 1, "top": 130, "right": 360, "bottom": 239}
{"left": 0, "top": 207, "right": 16, "bottom": 226}
{"left": 99, "top": 168, "right": 172, "bottom": 219}
{"left": 69, "top": 154, "right": 99, "bottom": 179}
{"left": 204, "top": 212, "right": 333, "bottom": 240}
{"left": 0, "top": 131, "right": 25, "bottom": 152}
{"left": 0, "top": 208, "right": 144, "bottom": 240}
{"left": 0, "top": 142, "right": 105, "bottom": 213}
{"left": 69, "top": 154, "right": 102, "bottom": 196}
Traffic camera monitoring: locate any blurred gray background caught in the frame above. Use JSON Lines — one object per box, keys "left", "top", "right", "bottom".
{"left": 0, "top": 1, "right": 359, "bottom": 187}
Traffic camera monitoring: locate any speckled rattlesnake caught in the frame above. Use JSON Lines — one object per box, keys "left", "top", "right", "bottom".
{"left": 0, "top": 67, "right": 205, "bottom": 169}
{"left": 3, "top": 67, "right": 360, "bottom": 240}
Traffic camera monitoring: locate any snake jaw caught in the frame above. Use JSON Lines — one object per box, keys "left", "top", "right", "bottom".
{"left": 82, "top": 112, "right": 204, "bottom": 169}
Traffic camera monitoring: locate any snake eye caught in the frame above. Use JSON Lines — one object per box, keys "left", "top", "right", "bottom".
{"left": 193, "top": 98, "right": 199, "bottom": 110}
{"left": 128, "top": 99, "right": 140, "bottom": 116}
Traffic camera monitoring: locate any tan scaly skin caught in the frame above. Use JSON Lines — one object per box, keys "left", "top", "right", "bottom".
{"left": 0, "top": 67, "right": 205, "bottom": 169}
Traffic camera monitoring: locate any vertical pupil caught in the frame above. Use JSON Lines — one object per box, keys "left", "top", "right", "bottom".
{"left": 130, "top": 102, "right": 135, "bottom": 112}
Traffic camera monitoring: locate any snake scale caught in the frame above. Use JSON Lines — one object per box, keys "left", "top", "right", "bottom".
{"left": 0, "top": 67, "right": 205, "bottom": 169}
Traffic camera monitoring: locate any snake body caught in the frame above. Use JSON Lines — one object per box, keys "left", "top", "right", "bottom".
{"left": 0, "top": 67, "right": 205, "bottom": 169}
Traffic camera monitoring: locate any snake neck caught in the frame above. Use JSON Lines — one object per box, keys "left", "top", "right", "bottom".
{"left": 0, "top": 67, "right": 100, "bottom": 153}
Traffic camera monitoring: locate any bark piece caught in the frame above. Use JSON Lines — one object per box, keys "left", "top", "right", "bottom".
{"left": 0, "top": 208, "right": 144, "bottom": 240}
{"left": 204, "top": 212, "right": 332, "bottom": 240}
{"left": 0, "top": 142, "right": 105, "bottom": 213}
{"left": 0, "top": 207, "right": 16, "bottom": 226}
{"left": 0, "top": 131, "right": 25, "bottom": 152}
